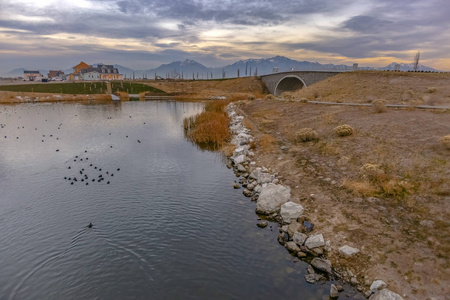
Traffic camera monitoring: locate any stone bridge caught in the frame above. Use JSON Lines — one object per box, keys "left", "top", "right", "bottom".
{"left": 260, "top": 71, "right": 344, "bottom": 96}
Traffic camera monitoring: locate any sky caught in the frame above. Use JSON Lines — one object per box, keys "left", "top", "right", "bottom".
{"left": 0, "top": 0, "right": 449, "bottom": 74}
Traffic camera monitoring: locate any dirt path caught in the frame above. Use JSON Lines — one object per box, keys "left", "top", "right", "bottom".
{"left": 238, "top": 99, "right": 449, "bottom": 299}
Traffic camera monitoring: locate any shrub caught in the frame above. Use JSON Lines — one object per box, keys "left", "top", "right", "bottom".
{"left": 427, "top": 87, "right": 437, "bottom": 93}
{"left": 296, "top": 128, "right": 318, "bottom": 142}
{"left": 281, "top": 92, "right": 294, "bottom": 100}
{"left": 372, "top": 99, "right": 387, "bottom": 113}
{"left": 299, "top": 98, "right": 309, "bottom": 103}
{"left": 360, "top": 164, "right": 384, "bottom": 180}
{"left": 402, "top": 90, "right": 414, "bottom": 101}
{"left": 439, "top": 135, "right": 450, "bottom": 149}
{"left": 264, "top": 94, "right": 275, "bottom": 101}
{"left": 334, "top": 124, "right": 354, "bottom": 137}
{"left": 248, "top": 95, "right": 255, "bottom": 100}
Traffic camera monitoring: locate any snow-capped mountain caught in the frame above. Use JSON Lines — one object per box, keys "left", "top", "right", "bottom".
{"left": 378, "top": 62, "right": 438, "bottom": 72}
{"left": 3, "top": 57, "right": 442, "bottom": 79}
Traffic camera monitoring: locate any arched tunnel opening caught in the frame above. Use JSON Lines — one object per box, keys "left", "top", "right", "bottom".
{"left": 274, "top": 76, "right": 305, "bottom": 96}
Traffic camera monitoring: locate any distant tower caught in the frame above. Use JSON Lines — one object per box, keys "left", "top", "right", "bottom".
{"left": 273, "top": 67, "right": 279, "bottom": 73}
{"left": 352, "top": 63, "right": 358, "bottom": 71}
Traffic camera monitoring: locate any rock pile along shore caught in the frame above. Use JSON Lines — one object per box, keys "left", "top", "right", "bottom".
{"left": 225, "top": 102, "right": 404, "bottom": 300}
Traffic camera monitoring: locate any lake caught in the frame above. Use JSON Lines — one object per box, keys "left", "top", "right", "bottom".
{"left": 0, "top": 100, "right": 353, "bottom": 300}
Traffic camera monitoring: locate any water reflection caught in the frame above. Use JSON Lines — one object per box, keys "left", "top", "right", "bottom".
{"left": 0, "top": 101, "right": 358, "bottom": 300}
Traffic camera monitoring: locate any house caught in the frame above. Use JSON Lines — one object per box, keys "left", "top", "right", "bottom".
{"left": 69, "top": 62, "right": 123, "bottom": 81}
{"left": 97, "top": 64, "right": 123, "bottom": 80}
{"left": 80, "top": 64, "right": 123, "bottom": 81}
{"left": 69, "top": 61, "right": 91, "bottom": 80}
{"left": 23, "top": 70, "right": 42, "bottom": 81}
{"left": 81, "top": 68, "right": 101, "bottom": 81}
{"left": 48, "top": 70, "right": 65, "bottom": 80}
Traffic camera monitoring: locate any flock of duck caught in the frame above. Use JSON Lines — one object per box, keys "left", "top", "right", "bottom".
{"left": 1, "top": 107, "right": 148, "bottom": 229}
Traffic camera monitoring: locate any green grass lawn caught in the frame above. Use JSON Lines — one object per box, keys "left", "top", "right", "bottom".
{"left": 0, "top": 81, "right": 166, "bottom": 95}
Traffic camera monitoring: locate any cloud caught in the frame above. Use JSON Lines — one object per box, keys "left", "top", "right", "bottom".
{"left": 0, "top": 0, "right": 449, "bottom": 73}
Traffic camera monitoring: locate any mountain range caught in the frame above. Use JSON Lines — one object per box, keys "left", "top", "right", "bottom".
{"left": 2, "top": 56, "right": 440, "bottom": 78}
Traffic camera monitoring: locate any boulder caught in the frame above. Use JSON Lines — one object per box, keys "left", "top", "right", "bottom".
{"left": 311, "top": 258, "right": 332, "bottom": 274}
{"left": 243, "top": 189, "right": 253, "bottom": 197}
{"left": 287, "top": 221, "right": 302, "bottom": 238}
{"left": 233, "top": 155, "right": 246, "bottom": 165}
{"left": 369, "top": 289, "right": 404, "bottom": 300}
{"left": 339, "top": 245, "right": 360, "bottom": 257}
{"left": 278, "top": 232, "right": 289, "bottom": 245}
{"left": 257, "top": 222, "right": 268, "bottom": 228}
{"left": 285, "top": 241, "right": 300, "bottom": 253}
{"left": 236, "top": 164, "right": 247, "bottom": 173}
{"left": 330, "top": 284, "right": 339, "bottom": 298}
{"left": 249, "top": 168, "right": 272, "bottom": 184}
{"left": 280, "top": 202, "right": 304, "bottom": 223}
{"left": 305, "top": 234, "right": 325, "bottom": 249}
{"left": 293, "top": 232, "right": 307, "bottom": 246}
{"left": 303, "top": 220, "right": 314, "bottom": 232}
{"left": 256, "top": 184, "right": 291, "bottom": 215}
{"left": 370, "top": 280, "right": 387, "bottom": 293}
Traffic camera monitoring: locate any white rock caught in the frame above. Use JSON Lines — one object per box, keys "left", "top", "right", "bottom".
{"left": 256, "top": 184, "right": 291, "bottom": 215}
{"left": 293, "top": 232, "right": 307, "bottom": 245}
{"left": 280, "top": 202, "right": 304, "bottom": 224}
{"left": 369, "top": 289, "right": 404, "bottom": 300}
{"left": 311, "top": 258, "right": 332, "bottom": 274}
{"left": 330, "top": 284, "right": 339, "bottom": 298}
{"left": 339, "top": 245, "right": 360, "bottom": 257}
{"left": 233, "top": 155, "right": 246, "bottom": 165}
{"left": 370, "top": 280, "right": 387, "bottom": 293}
{"left": 305, "top": 234, "right": 325, "bottom": 249}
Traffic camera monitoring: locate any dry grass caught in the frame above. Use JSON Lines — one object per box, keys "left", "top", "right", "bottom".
{"left": 183, "top": 100, "right": 231, "bottom": 149}
{"left": 258, "top": 134, "right": 277, "bottom": 152}
{"left": 115, "top": 91, "right": 129, "bottom": 101}
{"left": 439, "top": 135, "right": 450, "bottom": 149}
{"left": 334, "top": 124, "right": 354, "bottom": 136}
{"left": 0, "top": 91, "right": 112, "bottom": 103}
{"left": 296, "top": 128, "right": 318, "bottom": 142}
{"left": 342, "top": 179, "right": 378, "bottom": 196}
{"left": 264, "top": 94, "right": 275, "bottom": 100}
{"left": 372, "top": 99, "right": 387, "bottom": 113}
{"left": 360, "top": 163, "right": 385, "bottom": 180}
{"left": 402, "top": 90, "right": 414, "bottom": 101}
{"left": 142, "top": 77, "right": 267, "bottom": 100}
{"left": 291, "top": 71, "right": 450, "bottom": 105}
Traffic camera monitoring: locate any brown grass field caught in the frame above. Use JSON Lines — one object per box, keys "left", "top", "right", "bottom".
{"left": 238, "top": 94, "right": 449, "bottom": 299}
{"left": 291, "top": 71, "right": 450, "bottom": 106}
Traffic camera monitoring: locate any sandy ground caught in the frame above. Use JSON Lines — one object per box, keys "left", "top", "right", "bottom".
{"left": 237, "top": 99, "right": 449, "bottom": 300}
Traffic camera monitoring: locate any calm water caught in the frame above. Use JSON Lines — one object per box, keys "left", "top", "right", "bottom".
{"left": 0, "top": 101, "right": 352, "bottom": 300}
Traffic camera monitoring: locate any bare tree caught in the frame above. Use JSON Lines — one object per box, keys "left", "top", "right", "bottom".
{"left": 413, "top": 51, "right": 420, "bottom": 71}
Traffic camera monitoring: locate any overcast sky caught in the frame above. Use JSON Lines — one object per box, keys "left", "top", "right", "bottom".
{"left": 0, "top": 0, "right": 449, "bottom": 73}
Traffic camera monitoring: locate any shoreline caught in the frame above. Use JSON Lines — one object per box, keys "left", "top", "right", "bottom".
{"left": 225, "top": 101, "right": 406, "bottom": 300}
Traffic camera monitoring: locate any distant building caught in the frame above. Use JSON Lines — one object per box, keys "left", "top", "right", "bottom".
{"left": 48, "top": 70, "right": 65, "bottom": 80}
{"left": 23, "top": 70, "right": 42, "bottom": 81}
{"left": 97, "top": 64, "right": 123, "bottom": 80}
{"left": 81, "top": 68, "right": 101, "bottom": 81}
{"left": 69, "top": 61, "right": 91, "bottom": 80}
{"left": 69, "top": 62, "right": 123, "bottom": 81}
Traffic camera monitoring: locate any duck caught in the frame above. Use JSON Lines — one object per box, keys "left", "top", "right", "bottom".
{"left": 88, "top": 223, "right": 93, "bottom": 228}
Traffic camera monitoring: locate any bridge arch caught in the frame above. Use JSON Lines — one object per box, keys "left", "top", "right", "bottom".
{"left": 274, "top": 75, "right": 306, "bottom": 96}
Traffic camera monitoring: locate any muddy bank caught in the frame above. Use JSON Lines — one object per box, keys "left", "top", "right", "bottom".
{"left": 226, "top": 99, "right": 449, "bottom": 300}
{"left": 0, "top": 91, "right": 113, "bottom": 103}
